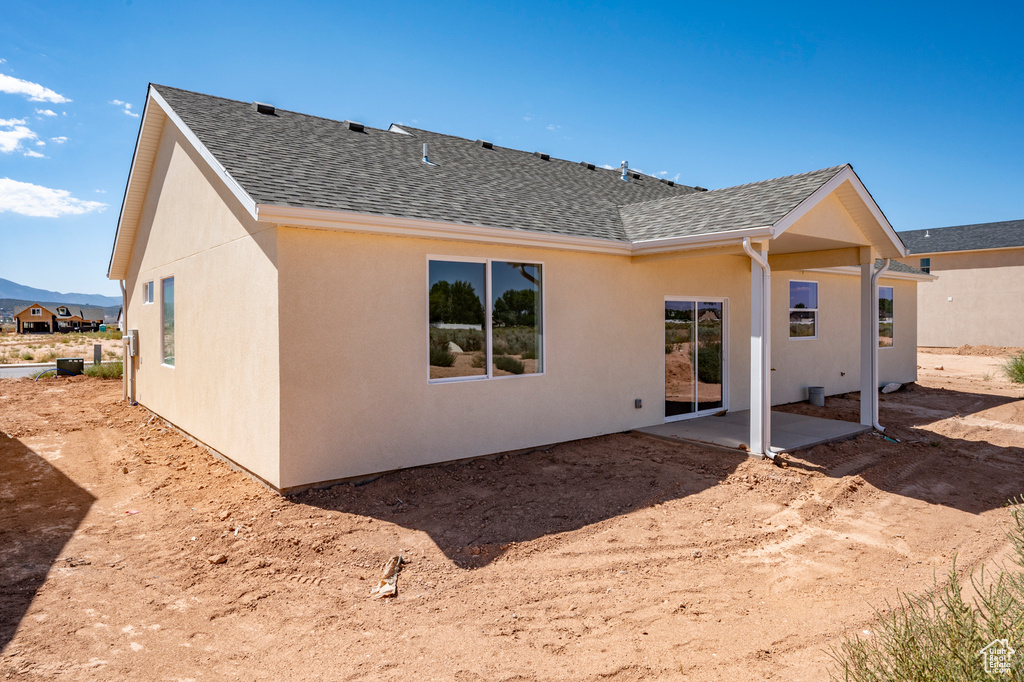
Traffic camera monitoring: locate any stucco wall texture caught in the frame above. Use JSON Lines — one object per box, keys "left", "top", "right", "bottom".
{"left": 124, "top": 125, "right": 918, "bottom": 489}
{"left": 897, "top": 249, "right": 1024, "bottom": 347}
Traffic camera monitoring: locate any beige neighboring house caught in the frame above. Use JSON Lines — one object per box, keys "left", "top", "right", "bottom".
{"left": 13, "top": 303, "right": 103, "bottom": 334}
{"left": 107, "top": 84, "right": 930, "bottom": 492}
{"left": 896, "top": 220, "right": 1024, "bottom": 347}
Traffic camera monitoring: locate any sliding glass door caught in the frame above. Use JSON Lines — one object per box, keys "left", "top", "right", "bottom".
{"left": 665, "top": 299, "right": 726, "bottom": 420}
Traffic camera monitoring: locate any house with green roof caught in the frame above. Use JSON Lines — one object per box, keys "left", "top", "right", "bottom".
{"left": 108, "top": 84, "right": 929, "bottom": 491}
{"left": 897, "top": 220, "right": 1024, "bottom": 347}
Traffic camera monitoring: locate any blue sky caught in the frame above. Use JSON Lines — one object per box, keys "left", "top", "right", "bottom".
{"left": 1, "top": 1, "right": 1021, "bottom": 296}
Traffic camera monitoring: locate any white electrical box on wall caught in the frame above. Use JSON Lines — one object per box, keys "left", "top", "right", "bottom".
{"left": 126, "top": 329, "right": 139, "bottom": 357}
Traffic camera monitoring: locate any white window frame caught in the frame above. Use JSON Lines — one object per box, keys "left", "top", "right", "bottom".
{"left": 663, "top": 296, "right": 730, "bottom": 423}
{"left": 30, "top": 307, "right": 41, "bottom": 316}
{"left": 161, "top": 276, "right": 175, "bottom": 368}
{"left": 788, "top": 280, "right": 819, "bottom": 340}
{"left": 143, "top": 280, "right": 154, "bottom": 304}
{"left": 426, "top": 256, "right": 545, "bottom": 384}
{"left": 879, "top": 285, "right": 894, "bottom": 349}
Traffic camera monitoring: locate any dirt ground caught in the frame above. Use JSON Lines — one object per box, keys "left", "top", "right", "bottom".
{"left": 0, "top": 333, "right": 123, "bottom": 365}
{"left": 2, "top": 352, "right": 1023, "bottom": 680}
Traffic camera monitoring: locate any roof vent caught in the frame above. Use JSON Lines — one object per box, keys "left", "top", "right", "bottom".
{"left": 694, "top": 186, "right": 708, "bottom": 192}
{"left": 343, "top": 120, "right": 364, "bottom": 132}
{"left": 533, "top": 151, "right": 550, "bottom": 160}
{"left": 422, "top": 142, "right": 439, "bottom": 166}
{"left": 579, "top": 161, "right": 596, "bottom": 170}
{"left": 660, "top": 178, "right": 675, "bottom": 187}
{"left": 620, "top": 161, "right": 629, "bottom": 182}
{"left": 252, "top": 102, "right": 276, "bottom": 115}
{"left": 631, "top": 172, "right": 640, "bottom": 180}
{"left": 475, "top": 139, "right": 493, "bottom": 149}
{"left": 924, "top": 230, "right": 931, "bottom": 237}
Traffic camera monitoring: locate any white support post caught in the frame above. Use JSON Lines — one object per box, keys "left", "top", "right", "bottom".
{"left": 745, "top": 239, "right": 772, "bottom": 456}
{"left": 860, "top": 262, "right": 875, "bottom": 426}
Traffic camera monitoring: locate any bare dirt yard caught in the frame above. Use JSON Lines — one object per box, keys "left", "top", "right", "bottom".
{"left": 2, "top": 350, "right": 1023, "bottom": 680}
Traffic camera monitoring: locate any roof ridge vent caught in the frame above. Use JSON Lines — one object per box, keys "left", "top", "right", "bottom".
{"left": 476, "top": 139, "right": 493, "bottom": 149}
{"left": 533, "top": 151, "right": 550, "bottom": 160}
{"left": 659, "top": 178, "right": 675, "bottom": 187}
{"left": 579, "top": 161, "right": 595, "bottom": 170}
{"left": 620, "top": 161, "right": 629, "bottom": 182}
{"left": 252, "top": 102, "right": 276, "bottom": 115}
{"left": 343, "top": 120, "right": 364, "bottom": 132}
{"left": 694, "top": 186, "right": 708, "bottom": 192}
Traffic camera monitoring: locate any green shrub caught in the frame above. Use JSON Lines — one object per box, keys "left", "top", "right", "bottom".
{"left": 830, "top": 501, "right": 1024, "bottom": 680}
{"left": 697, "top": 343, "right": 722, "bottom": 384}
{"left": 429, "top": 346, "right": 456, "bottom": 367}
{"left": 1004, "top": 352, "right": 1024, "bottom": 384}
{"left": 20, "top": 351, "right": 34, "bottom": 361}
{"left": 38, "top": 350, "right": 59, "bottom": 363}
{"left": 84, "top": 361, "right": 123, "bottom": 379}
{"left": 492, "top": 327, "right": 537, "bottom": 357}
{"left": 471, "top": 353, "right": 486, "bottom": 368}
{"left": 493, "top": 355, "right": 525, "bottom": 374}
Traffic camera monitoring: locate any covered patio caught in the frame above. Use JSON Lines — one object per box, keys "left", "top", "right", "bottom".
{"left": 638, "top": 409, "right": 871, "bottom": 454}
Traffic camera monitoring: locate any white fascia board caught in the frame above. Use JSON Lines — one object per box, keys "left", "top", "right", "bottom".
{"left": 107, "top": 86, "right": 158, "bottom": 280}
{"left": 629, "top": 226, "right": 774, "bottom": 255}
{"left": 255, "top": 205, "right": 634, "bottom": 256}
{"left": 904, "top": 244, "right": 1024, "bottom": 258}
{"left": 805, "top": 265, "right": 937, "bottom": 282}
{"left": 772, "top": 165, "right": 908, "bottom": 258}
{"left": 148, "top": 88, "right": 258, "bottom": 220}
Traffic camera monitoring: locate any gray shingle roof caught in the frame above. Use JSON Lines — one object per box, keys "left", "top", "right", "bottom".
{"left": 154, "top": 85, "right": 704, "bottom": 242}
{"left": 619, "top": 166, "right": 847, "bottom": 241}
{"left": 899, "top": 220, "right": 1024, "bottom": 254}
{"left": 153, "top": 85, "right": 857, "bottom": 244}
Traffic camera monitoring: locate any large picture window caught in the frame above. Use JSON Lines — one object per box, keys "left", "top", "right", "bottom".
{"left": 162, "top": 277, "right": 175, "bottom": 366}
{"left": 789, "top": 280, "right": 818, "bottom": 339}
{"left": 428, "top": 259, "right": 542, "bottom": 381}
{"left": 879, "top": 286, "right": 894, "bottom": 348}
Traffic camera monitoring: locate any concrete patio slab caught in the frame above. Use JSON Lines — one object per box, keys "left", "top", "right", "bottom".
{"left": 636, "top": 409, "right": 871, "bottom": 454}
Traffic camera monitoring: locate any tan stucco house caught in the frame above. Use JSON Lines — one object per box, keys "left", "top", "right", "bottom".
{"left": 108, "top": 85, "right": 929, "bottom": 492}
{"left": 896, "top": 220, "right": 1024, "bottom": 347}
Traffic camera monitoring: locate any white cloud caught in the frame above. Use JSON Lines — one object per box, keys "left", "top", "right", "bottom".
{"left": 546, "top": 124, "right": 560, "bottom": 131}
{"left": 0, "top": 58, "right": 6, "bottom": 64}
{"left": 0, "top": 178, "right": 107, "bottom": 217}
{"left": 35, "top": 139, "right": 44, "bottom": 146}
{"left": 94, "top": 189, "right": 106, "bottom": 194}
{"left": 0, "top": 73, "right": 70, "bottom": 103}
{"left": 601, "top": 164, "right": 614, "bottom": 170}
{"left": 35, "top": 108, "right": 57, "bottom": 117}
{"left": 0, "top": 117, "right": 42, "bottom": 155}
{"left": 658, "top": 171, "right": 668, "bottom": 176}
{"left": 50, "top": 136, "right": 67, "bottom": 144}
{"left": 110, "top": 99, "right": 139, "bottom": 118}
{"left": 23, "top": 149, "right": 44, "bottom": 158}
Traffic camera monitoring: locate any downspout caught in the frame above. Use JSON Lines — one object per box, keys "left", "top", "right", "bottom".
{"left": 119, "top": 279, "right": 128, "bottom": 402}
{"left": 742, "top": 237, "right": 774, "bottom": 459}
{"left": 870, "top": 259, "right": 891, "bottom": 432}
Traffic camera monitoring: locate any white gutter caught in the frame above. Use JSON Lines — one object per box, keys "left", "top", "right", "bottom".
{"left": 742, "top": 237, "right": 774, "bottom": 459}
{"left": 870, "top": 258, "right": 890, "bottom": 432}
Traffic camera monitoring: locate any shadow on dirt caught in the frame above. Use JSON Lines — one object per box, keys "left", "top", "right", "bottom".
{"left": 776, "top": 384, "right": 1024, "bottom": 515}
{"left": 296, "top": 432, "right": 746, "bottom": 569}
{"left": 0, "top": 433, "right": 94, "bottom": 651}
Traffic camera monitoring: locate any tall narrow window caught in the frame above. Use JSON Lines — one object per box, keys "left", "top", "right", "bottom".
{"left": 879, "top": 286, "right": 894, "bottom": 348}
{"left": 143, "top": 281, "right": 154, "bottom": 304}
{"left": 428, "top": 259, "right": 543, "bottom": 381}
{"left": 161, "top": 277, "right": 175, "bottom": 366}
{"left": 919, "top": 258, "right": 930, "bottom": 274}
{"left": 789, "top": 281, "right": 818, "bottom": 339}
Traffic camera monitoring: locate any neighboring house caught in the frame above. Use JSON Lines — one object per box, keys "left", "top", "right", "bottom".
{"left": 107, "top": 84, "right": 929, "bottom": 492}
{"left": 897, "top": 219, "right": 1024, "bottom": 347}
{"left": 13, "top": 303, "right": 104, "bottom": 334}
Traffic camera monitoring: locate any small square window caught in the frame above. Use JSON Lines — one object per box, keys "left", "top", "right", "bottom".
{"left": 30, "top": 307, "right": 41, "bottom": 316}
{"left": 789, "top": 281, "right": 818, "bottom": 339}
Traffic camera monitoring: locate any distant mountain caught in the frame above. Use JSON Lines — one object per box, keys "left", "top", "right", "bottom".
{"left": 0, "top": 278, "right": 121, "bottom": 307}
